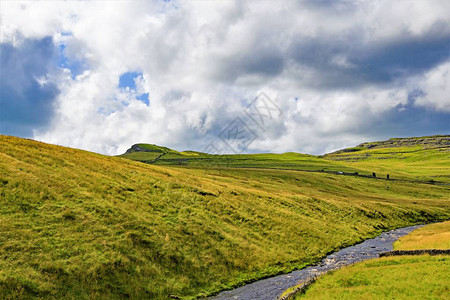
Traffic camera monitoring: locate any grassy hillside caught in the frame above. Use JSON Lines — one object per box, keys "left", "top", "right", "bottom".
{"left": 120, "top": 146, "right": 359, "bottom": 173}
{"left": 1, "top": 135, "right": 449, "bottom": 298}
{"left": 121, "top": 135, "right": 450, "bottom": 183}
{"left": 324, "top": 135, "right": 450, "bottom": 183}
{"left": 120, "top": 143, "right": 182, "bottom": 162}
{"left": 296, "top": 221, "right": 450, "bottom": 299}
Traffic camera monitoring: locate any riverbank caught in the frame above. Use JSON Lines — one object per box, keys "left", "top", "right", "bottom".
{"left": 293, "top": 221, "right": 450, "bottom": 299}
{"left": 212, "top": 225, "right": 423, "bottom": 300}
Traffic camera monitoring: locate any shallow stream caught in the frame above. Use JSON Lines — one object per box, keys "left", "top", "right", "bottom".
{"left": 212, "top": 225, "right": 423, "bottom": 300}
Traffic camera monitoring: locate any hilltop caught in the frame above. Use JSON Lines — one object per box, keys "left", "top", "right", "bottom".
{"left": 124, "top": 135, "right": 450, "bottom": 157}
{"left": 0, "top": 135, "right": 449, "bottom": 298}
{"left": 330, "top": 135, "right": 450, "bottom": 153}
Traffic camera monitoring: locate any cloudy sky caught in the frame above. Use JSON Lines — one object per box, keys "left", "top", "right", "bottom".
{"left": 1, "top": 0, "right": 449, "bottom": 155}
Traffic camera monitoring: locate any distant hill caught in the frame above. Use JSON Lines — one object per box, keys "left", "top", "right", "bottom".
{"left": 1, "top": 134, "right": 449, "bottom": 298}
{"left": 121, "top": 135, "right": 450, "bottom": 183}
{"left": 329, "top": 135, "right": 450, "bottom": 154}
{"left": 121, "top": 143, "right": 184, "bottom": 162}
{"left": 125, "top": 143, "right": 179, "bottom": 154}
{"left": 323, "top": 135, "right": 450, "bottom": 183}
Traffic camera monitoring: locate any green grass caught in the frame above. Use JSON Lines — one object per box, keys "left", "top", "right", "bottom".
{"left": 118, "top": 151, "right": 162, "bottom": 162}
{"left": 295, "top": 220, "right": 450, "bottom": 299}
{"left": 323, "top": 135, "right": 450, "bottom": 183}
{"left": 133, "top": 143, "right": 181, "bottom": 154}
{"left": 120, "top": 149, "right": 361, "bottom": 173}
{"left": 119, "top": 143, "right": 182, "bottom": 162}
{"left": 120, "top": 135, "right": 450, "bottom": 183}
{"left": 296, "top": 256, "right": 449, "bottom": 299}
{"left": 158, "top": 152, "right": 360, "bottom": 173}
{"left": 325, "top": 146, "right": 450, "bottom": 183}
{"left": 1, "top": 135, "right": 449, "bottom": 299}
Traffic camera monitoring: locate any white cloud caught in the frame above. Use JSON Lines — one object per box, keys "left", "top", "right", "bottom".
{"left": 415, "top": 61, "right": 450, "bottom": 112}
{"left": 1, "top": 0, "right": 449, "bottom": 155}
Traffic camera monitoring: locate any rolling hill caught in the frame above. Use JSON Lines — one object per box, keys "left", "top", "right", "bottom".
{"left": 323, "top": 135, "right": 450, "bottom": 183}
{"left": 121, "top": 135, "right": 450, "bottom": 183}
{"left": 1, "top": 134, "right": 449, "bottom": 299}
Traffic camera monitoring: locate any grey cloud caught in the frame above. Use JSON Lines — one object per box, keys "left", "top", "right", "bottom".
{"left": 356, "top": 103, "right": 450, "bottom": 141}
{"left": 312, "top": 92, "right": 450, "bottom": 143}
{"left": 0, "top": 37, "right": 59, "bottom": 137}
{"left": 289, "top": 27, "right": 450, "bottom": 89}
{"left": 212, "top": 47, "right": 285, "bottom": 83}
{"left": 298, "top": 0, "right": 361, "bottom": 12}
{"left": 208, "top": 3, "right": 449, "bottom": 91}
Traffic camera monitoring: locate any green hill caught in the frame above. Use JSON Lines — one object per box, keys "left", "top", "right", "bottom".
{"left": 323, "top": 135, "right": 450, "bottom": 183}
{"left": 119, "top": 143, "right": 183, "bottom": 162}
{"left": 121, "top": 135, "right": 450, "bottom": 183}
{"left": 1, "top": 135, "right": 449, "bottom": 299}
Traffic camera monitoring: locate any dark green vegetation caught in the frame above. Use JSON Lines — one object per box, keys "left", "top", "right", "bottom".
{"left": 120, "top": 135, "right": 450, "bottom": 183}
{"left": 1, "top": 135, "right": 449, "bottom": 298}
{"left": 296, "top": 221, "right": 450, "bottom": 299}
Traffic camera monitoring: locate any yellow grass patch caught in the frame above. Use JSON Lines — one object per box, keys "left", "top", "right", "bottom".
{"left": 394, "top": 220, "right": 450, "bottom": 250}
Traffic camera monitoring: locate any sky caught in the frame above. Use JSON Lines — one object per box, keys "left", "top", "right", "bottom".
{"left": 0, "top": 0, "right": 449, "bottom": 155}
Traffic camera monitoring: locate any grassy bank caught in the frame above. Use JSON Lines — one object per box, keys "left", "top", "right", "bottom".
{"left": 295, "top": 221, "right": 450, "bottom": 299}
{"left": 1, "top": 135, "right": 449, "bottom": 298}
{"left": 394, "top": 221, "right": 450, "bottom": 250}
{"left": 296, "top": 256, "right": 449, "bottom": 299}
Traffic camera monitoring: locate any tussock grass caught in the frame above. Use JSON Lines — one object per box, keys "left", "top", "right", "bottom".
{"left": 1, "top": 135, "right": 449, "bottom": 298}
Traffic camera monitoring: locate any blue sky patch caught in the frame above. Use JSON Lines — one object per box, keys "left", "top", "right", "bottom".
{"left": 57, "top": 43, "right": 86, "bottom": 78}
{"left": 119, "top": 72, "right": 142, "bottom": 89}
{"left": 57, "top": 44, "right": 67, "bottom": 68}
{"left": 137, "top": 93, "right": 150, "bottom": 105}
{"left": 118, "top": 72, "right": 149, "bottom": 106}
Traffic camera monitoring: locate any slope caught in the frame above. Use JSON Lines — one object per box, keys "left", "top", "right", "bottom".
{"left": 324, "top": 135, "right": 450, "bottom": 183}
{"left": 0, "top": 135, "right": 449, "bottom": 299}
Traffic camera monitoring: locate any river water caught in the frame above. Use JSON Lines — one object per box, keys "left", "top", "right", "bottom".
{"left": 212, "top": 224, "right": 423, "bottom": 300}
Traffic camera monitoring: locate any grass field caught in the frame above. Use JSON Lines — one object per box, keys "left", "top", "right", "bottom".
{"left": 121, "top": 135, "right": 450, "bottom": 183}
{"left": 295, "top": 221, "right": 450, "bottom": 299}
{"left": 121, "top": 150, "right": 361, "bottom": 173}
{"left": 296, "top": 255, "right": 449, "bottom": 299}
{"left": 394, "top": 221, "right": 450, "bottom": 250}
{"left": 324, "top": 142, "right": 450, "bottom": 183}
{"left": 1, "top": 135, "right": 449, "bottom": 299}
